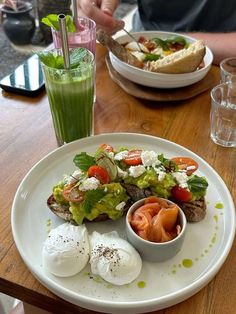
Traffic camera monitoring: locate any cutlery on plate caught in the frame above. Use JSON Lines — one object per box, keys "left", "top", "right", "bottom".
{"left": 96, "top": 29, "right": 143, "bottom": 68}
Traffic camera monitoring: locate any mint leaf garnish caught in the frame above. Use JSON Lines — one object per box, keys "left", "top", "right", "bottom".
{"left": 70, "top": 48, "right": 88, "bottom": 68}
{"left": 82, "top": 189, "right": 106, "bottom": 214}
{"left": 41, "top": 14, "right": 76, "bottom": 32}
{"left": 41, "top": 14, "right": 59, "bottom": 30}
{"left": 73, "top": 152, "right": 95, "bottom": 171}
{"left": 37, "top": 51, "right": 64, "bottom": 69}
{"left": 37, "top": 48, "right": 90, "bottom": 70}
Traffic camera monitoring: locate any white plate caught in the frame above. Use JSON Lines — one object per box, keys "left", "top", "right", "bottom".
{"left": 11, "top": 133, "right": 235, "bottom": 314}
{"left": 110, "top": 31, "right": 213, "bottom": 88}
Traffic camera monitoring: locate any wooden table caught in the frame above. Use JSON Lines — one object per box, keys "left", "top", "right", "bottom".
{"left": 0, "top": 44, "right": 235, "bottom": 314}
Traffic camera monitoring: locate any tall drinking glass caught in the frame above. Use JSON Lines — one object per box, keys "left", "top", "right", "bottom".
{"left": 51, "top": 17, "right": 96, "bottom": 56}
{"left": 41, "top": 48, "right": 95, "bottom": 146}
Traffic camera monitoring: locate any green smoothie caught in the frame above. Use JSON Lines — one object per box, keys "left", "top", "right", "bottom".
{"left": 40, "top": 48, "right": 95, "bottom": 146}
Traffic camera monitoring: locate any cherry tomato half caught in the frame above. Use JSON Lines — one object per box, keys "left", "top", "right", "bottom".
{"left": 171, "top": 157, "right": 198, "bottom": 176}
{"left": 123, "top": 150, "right": 142, "bottom": 166}
{"left": 88, "top": 165, "right": 110, "bottom": 184}
{"left": 99, "top": 143, "right": 114, "bottom": 152}
{"left": 171, "top": 186, "right": 192, "bottom": 202}
{"left": 62, "top": 184, "right": 84, "bottom": 203}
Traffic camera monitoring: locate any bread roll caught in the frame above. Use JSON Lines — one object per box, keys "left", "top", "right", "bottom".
{"left": 147, "top": 40, "right": 206, "bottom": 74}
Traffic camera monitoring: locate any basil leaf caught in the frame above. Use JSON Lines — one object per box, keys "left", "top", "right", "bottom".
{"left": 144, "top": 53, "right": 161, "bottom": 61}
{"left": 82, "top": 189, "right": 106, "bottom": 214}
{"left": 188, "top": 175, "right": 208, "bottom": 197}
{"left": 153, "top": 38, "right": 169, "bottom": 51}
{"left": 73, "top": 152, "right": 95, "bottom": 171}
{"left": 166, "top": 36, "right": 187, "bottom": 46}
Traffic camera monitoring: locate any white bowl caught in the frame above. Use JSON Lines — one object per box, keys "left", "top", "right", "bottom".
{"left": 109, "top": 31, "right": 213, "bottom": 89}
{"left": 126, "top": 197, "right": 187, "bottom": 262}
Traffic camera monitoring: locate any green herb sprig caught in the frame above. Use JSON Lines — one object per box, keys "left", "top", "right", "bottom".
{"left": 41, "top": 14, "right": 76, "bottom": 32}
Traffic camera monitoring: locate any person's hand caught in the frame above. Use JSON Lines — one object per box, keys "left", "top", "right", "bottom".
{"left": 77, "top": 0, "right": 125, "bottom": 34}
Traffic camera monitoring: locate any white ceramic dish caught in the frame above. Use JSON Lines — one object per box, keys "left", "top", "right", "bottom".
{"left": 126, "top": 198, "right": 187, "bottom": 262}
{"left": 11, "top": 133, "right": 235, "bottom": 314}
{"left": 109, "top": 31, "right": 213, "bottom": 88}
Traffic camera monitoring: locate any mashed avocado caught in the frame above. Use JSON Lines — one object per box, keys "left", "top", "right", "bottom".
{"left": 53, "top": 182, "right": 69, "bottom": 206}
{"left": 54, "top": 182, "right": 129, "bottom": 225}
{"left": 124, "top": 168, "right": 176, "bottom": 198}
{"left": 124, "top": 168, "right": 158, "bottom": 188}
{"left": 150, "top": 173, "right": 176, "bottom": 198}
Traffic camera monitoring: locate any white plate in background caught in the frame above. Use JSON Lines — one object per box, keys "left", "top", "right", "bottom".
{"left": 110, "top": 31, "right": 213, "bottom": 88}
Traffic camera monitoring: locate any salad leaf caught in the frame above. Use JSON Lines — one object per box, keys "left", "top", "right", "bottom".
{"left": 158, "top": 154, "right": 178, "bottom": 172}
{"left": 166, "top": 36, "right": 187, "bottom": 47}
{"left": 41, "top": 14, "right": 76, "bottom": 32}
{"left": 81, "top": 189, "right": 106, "bottom": 214}
{"left": 73, "top": 152, "right": 95, "bottom": 171}
{"left": 153, "top": 38, "right": 169, "bottom": 51}
{"left": 188, "top": 175, "right": 208, "bottom": 199}
{"left": 144, "top": 53, "right": 161, "bottom": 61}
{"left": 153, "top": 36, "right": 188, "bottom": 51}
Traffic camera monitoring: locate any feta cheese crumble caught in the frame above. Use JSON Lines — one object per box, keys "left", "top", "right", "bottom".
{"left": 114, "top": 150, "right": 129, "bottom": 161}
{"left": 115, "top": 201, "right": 126, "bottom": 211}
{"left": 129, "top": 165, "right": 146, "bottom": 178}
{"left": 141, "top": 150, "right": 158, "bottom": 167}
{"left": 172, "top": 172, "right": 188, "bottom": 189}
{"left": 79, "top": 177, "right": 100, "bottom": 191}
{"left": 152, "top": 164, "right": 166, "bottom": 181}
{"left": 63, "top": 169, "right": 82, "bottom": 185}
{"left": 117, "top": 166, "right": 128, "bottom": 179}
{"left": 108, "top": 151, "right": 114, "bottom": 159}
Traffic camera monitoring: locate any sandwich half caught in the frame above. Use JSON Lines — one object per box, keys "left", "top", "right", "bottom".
{"left": 147, "top": 40, "right": 206, "bottom": 74}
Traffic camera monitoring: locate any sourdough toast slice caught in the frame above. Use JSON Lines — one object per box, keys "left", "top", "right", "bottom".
{"left": 47, "top": 185, "right": 207, "bottom": 224}
{"left": 47, "top": 194, "right": 110, "bottom": 224}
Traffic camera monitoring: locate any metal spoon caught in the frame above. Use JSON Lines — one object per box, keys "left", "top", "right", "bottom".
{"left": 122, "top": 28, "right": 142, "bottom": 52}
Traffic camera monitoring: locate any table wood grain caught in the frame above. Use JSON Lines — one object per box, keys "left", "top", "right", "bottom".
{"left": 0, "top": 44, "right": 235, "bottom": 314}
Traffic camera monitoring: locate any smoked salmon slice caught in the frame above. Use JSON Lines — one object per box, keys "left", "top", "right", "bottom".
{"left": 130, "top": 197, "right": 181, "bottom": 243}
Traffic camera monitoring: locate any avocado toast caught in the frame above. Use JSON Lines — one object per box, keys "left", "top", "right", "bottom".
{"left": 47, "top": 144, "right": 208, "bottom": 224}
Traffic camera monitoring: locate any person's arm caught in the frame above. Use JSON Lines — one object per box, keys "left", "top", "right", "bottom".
{"left": 77, "top": 0, "right": 124, "bottom": 33}
{"left": 186, "top": 32, "right": 236, "bottom": 65}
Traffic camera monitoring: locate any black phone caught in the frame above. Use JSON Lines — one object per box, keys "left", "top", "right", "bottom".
{"left": 0, "top": 54, "right": 45, "bottom": 96}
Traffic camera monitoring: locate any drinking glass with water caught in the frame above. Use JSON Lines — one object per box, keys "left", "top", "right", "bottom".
{"left": 210, "top": 82, "right": 236, "bottom": 147}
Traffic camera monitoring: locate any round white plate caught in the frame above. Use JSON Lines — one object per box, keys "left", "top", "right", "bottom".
{"left": 11, "top": 133, "right": 235, "bottom": 314}
{"left": 110, "top": 31, "right": 213, "bottom": 88}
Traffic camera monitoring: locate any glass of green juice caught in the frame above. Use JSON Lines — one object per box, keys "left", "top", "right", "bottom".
{"left": 40, "top": 47, "right": 95, "bottom": 146}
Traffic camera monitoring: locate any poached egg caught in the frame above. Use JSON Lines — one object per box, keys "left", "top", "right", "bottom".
{"left": 89, "top": 231, "right": 142, "bottom": 285}
{"left": 42, "top": 223, "right": 90, "bottom": 277}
